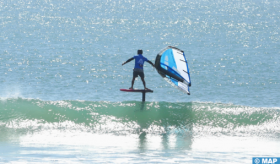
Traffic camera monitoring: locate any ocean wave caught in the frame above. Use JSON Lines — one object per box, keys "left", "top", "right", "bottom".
{"left": 0, "top": 98, "right": 279, "bottom": 139}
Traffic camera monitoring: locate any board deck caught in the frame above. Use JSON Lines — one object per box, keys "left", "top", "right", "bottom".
{"left": 120, "top": 89, "right": 153, "bottom": 93}
{"left": 120, "top": 89, "right": 153, "bottom": 101}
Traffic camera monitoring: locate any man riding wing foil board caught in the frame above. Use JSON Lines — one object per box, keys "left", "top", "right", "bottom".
{"left": 122, "top": 50, "right": 155, "bottom": 90}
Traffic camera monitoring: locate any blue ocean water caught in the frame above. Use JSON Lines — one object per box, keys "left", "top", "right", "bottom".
{"left": 0, "top": 0, "right": 279, "bottom": 163}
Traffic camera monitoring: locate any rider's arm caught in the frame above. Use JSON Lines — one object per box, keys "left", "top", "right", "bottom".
{"left": 122, "top": 57, "right": 134, "bottom": 66}
{"left": 147, "top": 60, "right": 155, "bottom": 67}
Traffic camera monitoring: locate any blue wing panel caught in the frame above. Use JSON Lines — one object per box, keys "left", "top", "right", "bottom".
{"left": 160, "top": 49, "right": 180, "bottom": 87}
{"left": 160, "top": 49, "right": 176, "bottom": 70}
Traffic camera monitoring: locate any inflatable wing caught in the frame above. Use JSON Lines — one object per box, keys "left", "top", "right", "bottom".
{"left": 155, "top": 46, "right": 191, "bottom": 95}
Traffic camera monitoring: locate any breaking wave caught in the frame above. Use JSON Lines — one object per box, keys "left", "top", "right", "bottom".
{"left": 1, "top": 98, "right": 279, "bottom": 141}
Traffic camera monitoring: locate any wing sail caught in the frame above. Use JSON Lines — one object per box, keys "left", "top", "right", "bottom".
{"left": 155, "top": 46, "right": 191, "bottom": 95}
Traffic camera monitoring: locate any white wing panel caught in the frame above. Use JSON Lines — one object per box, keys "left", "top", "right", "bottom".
{"left": 172, "top": 49, "right": 190, "bottom": 84}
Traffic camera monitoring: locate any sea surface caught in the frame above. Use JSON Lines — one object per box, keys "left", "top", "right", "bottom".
{"left": 0, "top": 0, "right": 279, "bottom": 163}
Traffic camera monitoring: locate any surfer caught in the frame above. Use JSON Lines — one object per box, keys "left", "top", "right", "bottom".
{"left": 122, "top": 50, "right": 155, "bottom": 90}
